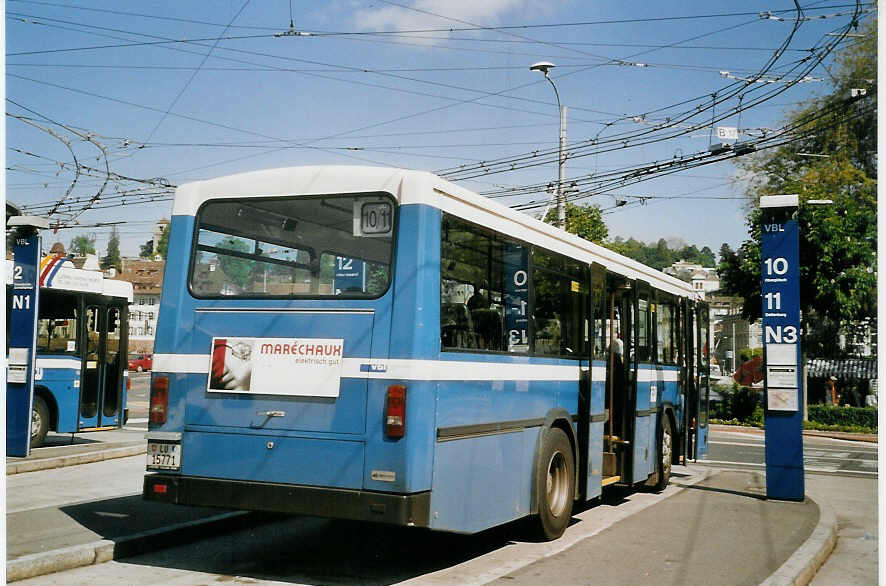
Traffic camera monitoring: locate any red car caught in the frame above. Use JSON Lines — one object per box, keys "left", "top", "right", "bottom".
{"left": 128, "top": 353, "right": 153, "bottom": 372}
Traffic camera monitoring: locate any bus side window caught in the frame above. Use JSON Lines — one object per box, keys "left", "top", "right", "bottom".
{"left": 36, "top": 291, "right": 79, "bottom": 354}
{"left": 657, "top": 302, "right": 676, "bottom": 364}
{"left": 440, "top": 216, "right": 509, "bottom": 353}
{"left": 637, "top": 296, "right": 651, "bottom": 362}
{"left": 86, "top": 307, "right": 100, "bottom": 359}
{"left": 591, "top": 279, "right": 606, "bottom": 360}
{"left": 531, "top": 249, "right": 586, "bottom": 357}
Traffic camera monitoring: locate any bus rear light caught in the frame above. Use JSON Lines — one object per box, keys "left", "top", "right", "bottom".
{"left": 152, "top": 482, "right": 168, "bottom": 494}
{"left": 150, "top": 376, "right": 170, "bottom": 425}
{"left": 385, "top": 385, "right": 406, "bottom": 439}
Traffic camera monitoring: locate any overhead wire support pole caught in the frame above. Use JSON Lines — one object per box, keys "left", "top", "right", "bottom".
{"left": 530, "top": 61, "right": 567, "bottom": 229}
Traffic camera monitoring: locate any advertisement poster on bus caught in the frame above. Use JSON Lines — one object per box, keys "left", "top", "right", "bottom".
{"left": 208, "top": 336, "right": 344, "bottom": 397}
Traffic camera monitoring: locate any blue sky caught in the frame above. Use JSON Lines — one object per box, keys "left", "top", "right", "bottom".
{"left": 5, "top": 1, "right": 873, "bottom": 258}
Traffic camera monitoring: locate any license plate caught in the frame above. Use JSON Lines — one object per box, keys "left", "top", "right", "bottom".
{"left": 147, "top": 441, "right": 181, "bottom": 470}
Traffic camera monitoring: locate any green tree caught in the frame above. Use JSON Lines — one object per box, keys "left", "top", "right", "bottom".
{"left": 721, "top": 19, "right": 877, "bottom": 357}
{"left": 543, "top": 202, "right": 608, "bottom": 243}
{"left": 157, "top": 227, "right": 170, "bottom": 259}
{"left": 217, "top": 237, "right": 254, "bottom": 290}
{"left": 101, "top": 231, "right": 122, "bottom": 272}
{"left": 69, "top": 234, "right": 96, "bottom": 256}
{"left": 139, "top": 239, "right": 154, "bottom": 258}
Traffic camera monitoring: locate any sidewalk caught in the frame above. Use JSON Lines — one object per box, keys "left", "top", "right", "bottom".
{"left": 5, "top": 426, "right": 873, "bottom": 584}
{"left": 6, "top": 427, "right": 148, "bottom": 475}
{"left": 486, "top": 469, "right": 830, "bottom": 586}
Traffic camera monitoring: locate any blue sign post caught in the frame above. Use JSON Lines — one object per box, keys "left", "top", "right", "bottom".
{"left": 7, "top": 217, "right": 48, "bottom": 457}
{"left": 760, "top": 195, "right": 804, "bottom": 500}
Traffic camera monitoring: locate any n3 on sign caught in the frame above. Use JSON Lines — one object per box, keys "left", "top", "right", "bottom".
{"left": 765, "top": 325, "right": 798, "bottom": 344}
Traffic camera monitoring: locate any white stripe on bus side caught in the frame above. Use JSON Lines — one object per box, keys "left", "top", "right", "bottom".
{"left": 35, "top": 358, "right": 81, "bottom": 370}
{"left": 152, "top": 354, "right": 683, "bottom": 383}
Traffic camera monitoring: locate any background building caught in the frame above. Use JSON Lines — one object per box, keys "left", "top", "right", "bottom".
{"left": 114, "top": 258, "right": 164, "bottom": 353}
{"left": 712, "top": 308, "right": 763, "bottom": 376}
{"left": 663, "top": 260, "right": 720, "bottom": 300}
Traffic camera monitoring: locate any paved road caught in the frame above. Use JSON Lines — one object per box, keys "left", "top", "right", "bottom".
{"left": 127, "top": 372, "right": 150, "bottom": 421}
{"left": 704, "top": 427, "right": 877, "bottom": 477}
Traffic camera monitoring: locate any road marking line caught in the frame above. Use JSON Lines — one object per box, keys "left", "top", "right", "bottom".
{"left": 698, "top": 460, "right": 878, "bottom": 477}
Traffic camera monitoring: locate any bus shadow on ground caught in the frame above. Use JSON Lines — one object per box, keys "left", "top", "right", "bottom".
{"left": 118, "top": 513, "right": 530, "bottom": 585}
{"left": 58, "top": 488, "right": 660, "bottom": 583}
{"left": 114, "top": 487, "right": 669, "bottom": 584}
{"left": 58, "top": 495, "right": 242, "bottom": 543}
{"left": 41, "top": 433, "right": 102, "bottom": 447}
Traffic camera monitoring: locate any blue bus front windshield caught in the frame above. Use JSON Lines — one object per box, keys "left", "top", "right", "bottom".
{"left": 189, "top": 193, "right": 395, "bottom": 298}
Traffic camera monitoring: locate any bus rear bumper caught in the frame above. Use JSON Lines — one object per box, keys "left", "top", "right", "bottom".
{"left": 143, "top": 474, "right": 430, "bottom": 528}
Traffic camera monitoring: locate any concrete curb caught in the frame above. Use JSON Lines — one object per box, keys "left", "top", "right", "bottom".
{"left": 6, "top": 444, "right": 146, "bottom": 475}
{"left": 6, "top": 510, "right": 258, "bottom": 583}
{"left": 760, "top": 493, "right": 838, "bottom": 586}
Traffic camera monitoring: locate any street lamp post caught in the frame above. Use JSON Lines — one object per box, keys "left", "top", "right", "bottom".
{"left": 530, "top": 61, "right": 567, "bottom": 230}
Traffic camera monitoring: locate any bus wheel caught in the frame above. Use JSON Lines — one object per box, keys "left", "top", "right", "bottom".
{"left": 31, "top": 396, "right": 50, "bottom": 448}
{"left": 533, "top": 427, "right": 574, "bottom": 540}
{"left": 654, "top": 416, "right": 673, "bottom": 491}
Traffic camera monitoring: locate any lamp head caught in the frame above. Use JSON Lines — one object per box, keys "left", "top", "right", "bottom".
{"left": 530, "top": 61, "right": 556, "bottom": 76}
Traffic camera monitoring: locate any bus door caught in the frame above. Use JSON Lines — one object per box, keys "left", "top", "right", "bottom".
{"left": 694, "top": 304, "right": 711, "bottom": 458}
{"left": 684, "top": 302, "right": 710, "bottom": 460}
{"left": 631, "top": 281, "right": 656, "bottom": 483}
{"left": 579, "top": 263, "right": 607, "bottom": 500}
{"left": 80, "top": 304, "right": 125, "bottom": 430}
{"left": 681, "top": 299, "right": 695, "bottom": 462}
{"left": 602, "top": 274, "right": 632, "bottom": 485}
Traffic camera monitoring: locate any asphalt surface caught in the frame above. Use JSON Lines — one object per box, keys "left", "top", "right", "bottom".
{"left": 4, "top": 423, "right": 878, "bottom": 584}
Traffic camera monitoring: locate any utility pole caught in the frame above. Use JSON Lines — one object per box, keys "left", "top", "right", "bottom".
{"left": 530, "top": 61, "right": 567, "bottom": 229}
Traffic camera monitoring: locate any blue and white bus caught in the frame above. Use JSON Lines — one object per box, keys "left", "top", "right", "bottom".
{"left": 6, "top": 257, "right": 133, "bottom": 447}
{"left": 144, "top": 166, "right": 710, "bottom": 540}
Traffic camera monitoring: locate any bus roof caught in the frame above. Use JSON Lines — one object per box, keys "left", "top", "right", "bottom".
{"left": 173, "top": 165, "right": 698, "bottom": 299}
{"left": 6, "top": 258, "right": 134, "bottom": 302}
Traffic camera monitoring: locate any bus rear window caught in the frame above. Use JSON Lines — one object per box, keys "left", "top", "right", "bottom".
{"left": 190, "top": 193, "right": 395, "bottom": 298}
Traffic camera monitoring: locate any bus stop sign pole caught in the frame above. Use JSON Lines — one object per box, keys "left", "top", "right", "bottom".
{"left": 760, "top": 195, "right": 804, "bottom": 500}
{"left": 7, "top": 216, "right": 48, "bottom": 457}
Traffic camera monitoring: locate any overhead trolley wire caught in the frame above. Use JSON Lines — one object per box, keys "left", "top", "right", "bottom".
{"left": 437, "top": 8, "right": 858, "bottom": 182}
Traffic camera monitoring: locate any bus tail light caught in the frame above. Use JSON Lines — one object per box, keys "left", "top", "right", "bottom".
{"left": 385, "top": 385, "right": 406, "bottom": 439}
{"left": 150, "top": 376, "right": 170, "bottom": 425}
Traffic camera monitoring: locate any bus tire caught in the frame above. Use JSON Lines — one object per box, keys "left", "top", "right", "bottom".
{"left": 31, "top": 396, "right": 50, "bottom": 448}
{"left": 532, "top": 427, "right": 574, "bottom": 540}
{"left": 653, "top": 416, "right": 673, "bottom": 492}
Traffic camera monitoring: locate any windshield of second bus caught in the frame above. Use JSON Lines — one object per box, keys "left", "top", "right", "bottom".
{"left": 190, "top": 192, "right": 395, "bottom": 298}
